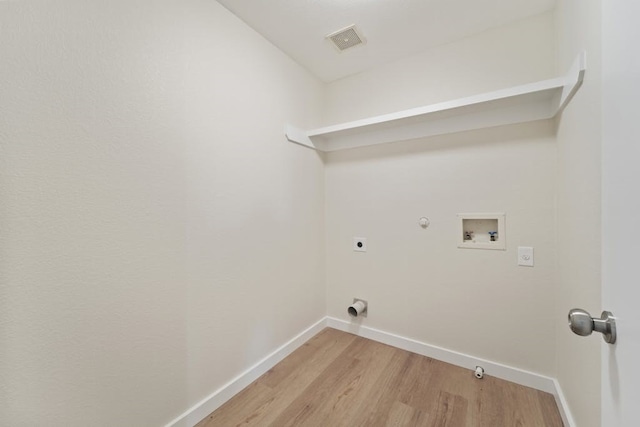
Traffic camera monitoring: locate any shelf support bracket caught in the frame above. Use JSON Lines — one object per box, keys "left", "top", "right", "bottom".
{"left": 285, "top": 52, "right": 587, "bottom": 152}
{"left": 285, "top": 125, "right": 324, "bottom": 151}
{"left": 558, "top": 50, "right": 587, "bottom": 113}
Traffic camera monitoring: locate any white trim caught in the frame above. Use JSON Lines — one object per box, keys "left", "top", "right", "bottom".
{"left": 165, "top": 317, "right": 327, "bottom": 427}
{"left": 558, "top": 50, "right": 586, "bottom": 112}
{"left": 326, "top": 317, "right": 556, "bottom": 392}
{"left": 327, "top": 317, "right": 576, "bottom": 423}
{"left": 285, "top": 124, "right": 321, "bottom": 151}
{"left": 457, "top": 212, "right": 506, "bottom": 251}
{"left": 166, "top": 316, "right": 574, "bottom": 427}
{"left": 552, "top": 379, "right": 577, "bottom": 427}
{"left": 285, "top": 52, "right": 586, "bottom": 152}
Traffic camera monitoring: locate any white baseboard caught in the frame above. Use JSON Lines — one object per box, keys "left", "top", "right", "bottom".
{"left": 166, "top": 316, "right": 575, "bottom": 427}
{"left": 165, "top": 317, "right": 328, "bottom": 427}
{"left": 327, "top": 316, "right": 556, "bottom": 392}
{"left": 327, "top": 317, "right": 556, "bottom": 388}
{"left": 326, "top": 317, "right": 578, "bottom": 425}
{"left": 552, "top": 379, "right": 576, "bottom": 427}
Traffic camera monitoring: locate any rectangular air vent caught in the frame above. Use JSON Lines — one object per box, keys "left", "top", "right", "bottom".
{"left": 326, "top": 25, "right": 366, "bottom": 51}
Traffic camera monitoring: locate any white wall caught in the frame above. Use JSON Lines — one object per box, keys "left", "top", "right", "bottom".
{"left": 601, "top": 2, "right": 640, "bottom": 425}
{"left": 1, "top": 2, "right": 602, "bottom": 424}
{"left": 182, "top": 1, "right": 326, "bottom": 414}
{"left": 324, "top": 13, "right": 559, "bottom": 375}
{"left": 0, "top": 1, "right": 324, "bottom": 425}
{"left": 555, "top": 1, "right": 602, "bottom": 426}
{"left": 325, "top": 12, "right": 557, "bottom": 124}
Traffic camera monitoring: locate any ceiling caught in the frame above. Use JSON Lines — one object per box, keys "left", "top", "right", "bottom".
{"left": 216, "top": 0, "right": 557, "bottom": 83}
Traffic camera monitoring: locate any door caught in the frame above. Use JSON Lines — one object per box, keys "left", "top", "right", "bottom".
{"left": 601, "top": 1, "right": 640, "bottom": 425}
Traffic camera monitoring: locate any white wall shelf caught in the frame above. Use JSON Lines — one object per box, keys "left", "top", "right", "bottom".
{"left": 286, "top": 52, "right": 586, "bottom": 152}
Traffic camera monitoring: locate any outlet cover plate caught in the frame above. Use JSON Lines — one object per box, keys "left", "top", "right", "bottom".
{"left": 518, "top": 246, "right": 534, "bottom": 267}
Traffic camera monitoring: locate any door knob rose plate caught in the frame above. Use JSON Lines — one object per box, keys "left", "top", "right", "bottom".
{"left": 568, "top": 308, "right": 616, "bottom": 344}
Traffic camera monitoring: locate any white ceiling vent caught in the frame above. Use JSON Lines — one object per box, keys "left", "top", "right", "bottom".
{"left": 326, "top": 25, "right": 366, "bottom": 52}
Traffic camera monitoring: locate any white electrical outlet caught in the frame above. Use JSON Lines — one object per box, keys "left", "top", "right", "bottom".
{"left": 353, "top": 237, "right": 367, "bottom": 252}
{"left": 518, "top": 246, "right": 534, "bottom": 267}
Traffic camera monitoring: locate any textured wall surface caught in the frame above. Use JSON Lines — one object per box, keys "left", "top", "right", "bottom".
{"left": 0, "top": 2, "right": 600, "bottom": 424}
{"left": 324, "top": 13, "right": 560, "bottom": 375}
{"left": 0, "top": 1, "right": 324, "bottom": 425}
{"left": 555, "top": 1, "right": 602, "bottom": 425}
{"left": 324, "top": 13, "right": 557, "bottom": 124}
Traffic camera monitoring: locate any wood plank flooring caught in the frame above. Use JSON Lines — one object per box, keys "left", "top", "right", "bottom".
{"left": 196, "top": 328, "right": 563, "bottom": 427}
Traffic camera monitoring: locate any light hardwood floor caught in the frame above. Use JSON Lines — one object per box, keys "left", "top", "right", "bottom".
{"left": 197, "top": 328, "right": 563, "bottom": 427}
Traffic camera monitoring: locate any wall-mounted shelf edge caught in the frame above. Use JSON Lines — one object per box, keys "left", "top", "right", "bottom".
{"left": 286, "top": 51, "right": 586, "bottom": 152}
